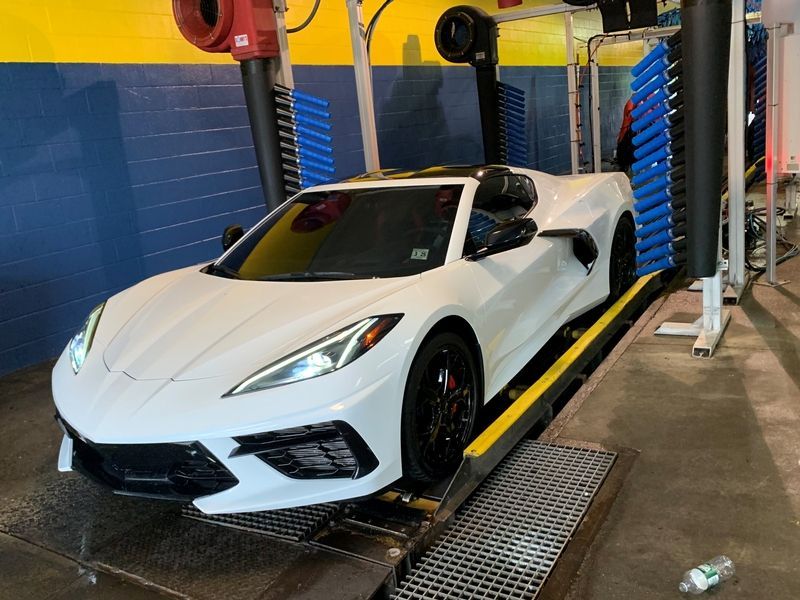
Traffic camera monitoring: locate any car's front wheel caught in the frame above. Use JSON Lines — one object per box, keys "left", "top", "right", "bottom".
{"left": 608, "top": 214, "right": 637, "bottom": 302}
{"left": 401, "top": 333, "right": 480, "bottom": 483}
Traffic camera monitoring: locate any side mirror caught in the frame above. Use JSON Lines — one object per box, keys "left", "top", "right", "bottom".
{"left": 538, "top": 228, "right": 599, "bottom": 273}
{"left": 222, "top": 224, "right": 244, "bottom": 251}
{"left": 467, "top": 218, "right": 537, "bottom": 261}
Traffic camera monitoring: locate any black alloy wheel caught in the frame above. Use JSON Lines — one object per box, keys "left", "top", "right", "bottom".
{"left": 608, "top": 214, "right": 637, "bottom": 302}
{"left": 401, "top": 332, "right": 480, "bottom": 483}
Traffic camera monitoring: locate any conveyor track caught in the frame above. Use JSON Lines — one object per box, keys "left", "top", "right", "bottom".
{"left": 393, "top": 441, "right": 616, "bottom": 599}
{"left": 181, "top": 503, "right": 339, "bottom": 542}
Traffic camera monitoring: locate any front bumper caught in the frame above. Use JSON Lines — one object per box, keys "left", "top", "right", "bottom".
{"left": 58, "top": 415, "right": 238, "bottom": 501}
{"left": 57, "top": 413, "right": 381, "bottom": 505}
{"left": 53, "top": 338, "right": 407, "bottom": 513}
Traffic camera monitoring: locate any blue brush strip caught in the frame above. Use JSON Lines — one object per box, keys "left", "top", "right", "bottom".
{"left": 634, "top": 188, "right": 670, "bottom": 212}
{"left": 633, "top": 116, "right": 672, "bottom": 146}
{"left": 631, "top": 159, "right": 671, "bottom": 186}
{"left": 632, "top": 102, "right": 671, "bottom": 132}
{"left": 637, "top": 242, "right": 674, "bottom": 264}
{"left": 632, "top": 40, "right": 668, "bottom": 77}
{"left": 637, "top": 255, "right": 677, "bottom": 276}
{"left": 634, "top": 131, "right": 670, "bottom": 159}
{"left": 296, "top": 137, "right": 333, "bottom": 153}
{"left": 293, "top": 102, "right": 331, "bottom": 119}
{"left": 291, "top": 89, "right": 329, "bottom": 108}
{"left": 632, "top": 145, "right": 671, "bottom": 173}
{"left": 632, "top": 71, "right": 671, "bottom": 105}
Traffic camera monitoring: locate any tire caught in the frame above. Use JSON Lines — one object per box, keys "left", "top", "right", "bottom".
{"left": 608, "top": 214, "right": 637, "bottom": 302}
{"left": 401, "top": 332, "right": 480, "bottom": 483}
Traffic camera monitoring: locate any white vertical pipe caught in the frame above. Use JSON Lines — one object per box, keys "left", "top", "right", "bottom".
{"left": 765, "top": 24, "right": 781, "bottom": 284}
{"left": 589, "top": 39, "right": 602, "bottom": 173}
{"left": 346, "top": 0, "right": 381, "bottom": 172}
{"left": 565, "top": 12, "right": 580, "bottom": 174}
{"left": 273, "top": 0, "right": 295, "bottom": 87}
{"left": 727, "top": 0, "right": 745, "bottom": 293}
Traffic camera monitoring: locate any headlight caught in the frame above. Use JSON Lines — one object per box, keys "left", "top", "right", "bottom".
{"left": 226, "top": 314, "right": 403, "bottom": 396}
{"left": 68, "top": 302, "right": 105, "bottom": 374}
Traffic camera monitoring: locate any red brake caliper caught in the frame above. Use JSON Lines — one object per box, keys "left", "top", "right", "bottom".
{"left": 448, "top": 374, "right": 458, "bottom": 415}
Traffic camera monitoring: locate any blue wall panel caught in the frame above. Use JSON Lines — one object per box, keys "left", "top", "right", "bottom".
{"left": 0, "top": 63, "right": 266, "bottom": 375}
{"left": 0, "top": 62, "right": 628, "bottom": 376}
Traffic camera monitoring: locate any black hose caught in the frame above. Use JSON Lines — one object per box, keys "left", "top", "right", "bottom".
{"left": 287, "top": 0, "right": 322, "bottom": 33}
{"left": 366, "top": 0, "right": 395, "bottom": 53}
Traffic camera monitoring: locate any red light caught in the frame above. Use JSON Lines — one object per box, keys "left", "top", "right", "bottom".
{"left": 173, "top": 0, "right": 279, "bottom": 61}
{"left": 497, "top": 0, "right": 523, "bottom": 7}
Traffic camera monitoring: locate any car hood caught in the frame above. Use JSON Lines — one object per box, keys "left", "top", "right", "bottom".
{"left": 102, "top": 269, "right": 417, "bottom": 382}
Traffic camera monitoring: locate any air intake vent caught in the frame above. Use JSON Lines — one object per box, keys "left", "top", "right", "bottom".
{"left": 232, "top": 421, "right": 378, "bottom": 480}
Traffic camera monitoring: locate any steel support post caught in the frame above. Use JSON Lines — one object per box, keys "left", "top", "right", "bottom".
{"left": 655, "top": 223, "right": 731, "bottom": 358}
{"left": 726, "top": 0, "right": 747, "bottom": 300}
{"left": 346, "top": 0, "right": 380, "bottom": 172}
{"left": 589, "top": 39, "right": 602, "bottom": 173}
{"left": 273, "top": 0, "right": 295, "bottom": 87}
{"left": 765, "top": 24, "right": 782, "bottom": 284}
{"left": 565, "top": 12, "right": 580, "bottom": 174}
{"left": 786, "top": 177, "right": 798, "bottom": 217}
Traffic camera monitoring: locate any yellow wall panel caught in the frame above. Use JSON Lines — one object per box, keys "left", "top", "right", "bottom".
{"left": 0, "top": 0, "right": 235, "bottom": 64}
{"left": 0, "top": 0, "right": 645, "bottom": 67}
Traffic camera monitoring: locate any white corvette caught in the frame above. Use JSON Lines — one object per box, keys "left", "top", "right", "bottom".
{"left": 53, "top": 165, "right": 636, "bottom": 514}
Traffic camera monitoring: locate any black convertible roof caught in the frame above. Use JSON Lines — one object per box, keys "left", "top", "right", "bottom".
{"left": 343, "top": 165, "right": 512, "bottom": 182}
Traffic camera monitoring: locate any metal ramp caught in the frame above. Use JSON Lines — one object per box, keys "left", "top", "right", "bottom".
{"left": 393, "top": 441, "right": 616, "bottom": 599}
{"left": 181, "top": 502, "right": 340, "bottom": 542}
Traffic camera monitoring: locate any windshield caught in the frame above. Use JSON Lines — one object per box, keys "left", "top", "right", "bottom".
{"left": 214, "top": 184, "right": 465, "bottom": 280}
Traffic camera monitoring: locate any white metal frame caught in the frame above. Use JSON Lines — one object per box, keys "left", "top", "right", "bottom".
{"left": 763, "top": 22, "right": 787, "bottom": 286}
{"left": 346, "top": 0, "right": 381, "bottom": 172}
{"left": 273, "top": 0, "right": 295, "bottom": 87}
{"left": 565, "top": 13, "right": 581, "bottom": 174}
{"left": 726, "top": 0, "right": 748, "bottom": 298}
{"left": 490, "top": 3, "right": 590, "bottom": 174}
{"left": 587, "top": 25, "right": 680, "bottom": 174}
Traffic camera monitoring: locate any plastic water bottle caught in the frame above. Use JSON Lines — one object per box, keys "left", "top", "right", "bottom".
{"left": 679, "top": 555, "right": 736, "bottom": 594}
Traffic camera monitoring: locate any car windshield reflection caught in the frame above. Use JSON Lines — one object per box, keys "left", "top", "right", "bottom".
{"left": 213, "top": 184, "right": 465, "bottom": 281}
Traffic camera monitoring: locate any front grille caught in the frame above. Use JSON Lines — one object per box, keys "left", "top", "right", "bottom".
{"left": 232, "top": 421, "right": 378, "bottom": 480}
{"left": 59, "top": 417, "right": 238, "bottom": 501}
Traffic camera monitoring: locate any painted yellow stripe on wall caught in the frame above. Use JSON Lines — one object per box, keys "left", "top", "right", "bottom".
{"left": 0, "top": 0, "right": 643, "bottom": 67}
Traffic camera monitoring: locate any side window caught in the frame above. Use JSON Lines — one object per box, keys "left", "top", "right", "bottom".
{"left": 464, "top": 175, "right": 537, "bottom": 253}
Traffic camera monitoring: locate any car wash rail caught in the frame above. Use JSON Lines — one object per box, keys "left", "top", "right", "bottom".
{"left": 434, "top": 270, "right": 666, "bottom": 522}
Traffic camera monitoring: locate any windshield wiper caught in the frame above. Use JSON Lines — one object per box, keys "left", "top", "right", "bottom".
{"left": 206, "top": 263, "right": 242, "bottom": 279}
{"left": 258, "top": 271, "right": 358, "bottom": 281}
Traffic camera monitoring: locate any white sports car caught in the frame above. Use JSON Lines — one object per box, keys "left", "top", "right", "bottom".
{"left": 53, "top": 165, "right": 636, "bottom": 514}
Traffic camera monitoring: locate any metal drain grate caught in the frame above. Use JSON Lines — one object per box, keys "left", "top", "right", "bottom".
{"left": 394, "top": 441, "right": 616, "bottom": 599}
{"left": 181, "top": 503, "right": 340, "bottom": 542}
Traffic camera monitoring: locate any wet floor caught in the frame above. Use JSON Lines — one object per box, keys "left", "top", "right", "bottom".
{"left": 0, "top": 364, "right": 389, "bottom": 599}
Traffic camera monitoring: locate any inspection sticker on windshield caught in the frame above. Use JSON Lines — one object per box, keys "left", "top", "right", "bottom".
{"left": 411, "top": 248, "right": 429, "bottom": 260}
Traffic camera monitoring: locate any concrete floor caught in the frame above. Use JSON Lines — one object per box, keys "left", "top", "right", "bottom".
{"left": 546, "top": 219, "right": 800, "bottom": 598}
{"left": 2, "top": 216, "right": 799, "bottom": 598}
{"left": 0, "top": 362, "right": 390, "bottom": 600}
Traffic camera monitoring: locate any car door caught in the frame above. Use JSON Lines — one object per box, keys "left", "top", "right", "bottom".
{"left": 465, "top": 174, "right": 580, "bottom": 399}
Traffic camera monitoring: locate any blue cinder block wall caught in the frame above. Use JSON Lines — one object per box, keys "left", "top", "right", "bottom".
{"left": 0, "top": 61, "right": 630, "bottom": 376}
{"left": 0, "top": 64, "right": 266, "bottom": 374}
